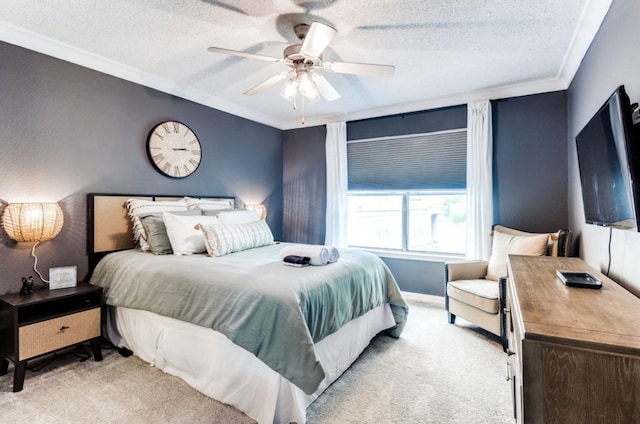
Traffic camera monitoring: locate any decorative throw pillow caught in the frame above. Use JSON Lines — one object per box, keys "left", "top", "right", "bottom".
{"left": 126, "top": 199, "right": 187, "bottom": 251}
{"left": 217, "top": 209, "right": 260, "bottom": 225}
{"left": 163, "top": 212, "right": 220, "bottom": 255}
{"left": 184, "top": 196, "right": 234, "bottom": 211}
{"left": 486, "top": 230, "right": 549, "bottom": 281}
{"left": 492, "top": 225, "right": 559, "bottom": 256}
{"left": 201, "top": 208, "right": 235, "bottom": 216}
{"left": 199, "top": 220, "right": 274, "bottom": 257}
{"left": 139, "top": 210, "right": 201, "bottom": 255}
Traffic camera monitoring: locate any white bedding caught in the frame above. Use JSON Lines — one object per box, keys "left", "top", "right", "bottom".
{"left": 107, "top": 303, "right": 395, "bottom": 424}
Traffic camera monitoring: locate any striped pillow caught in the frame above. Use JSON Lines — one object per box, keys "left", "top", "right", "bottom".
{"left": 126, "top": 199, "right": 187, "bottom": 251}
{"left": 199, "top": 220, "right": 274, "bottom": 257}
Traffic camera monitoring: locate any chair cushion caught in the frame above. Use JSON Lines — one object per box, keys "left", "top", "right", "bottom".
{"left": 447, "top": 279, "right": 500, "bottom": 314}
{"left": 486, "top": 229, "right": 549, "bottom": 281}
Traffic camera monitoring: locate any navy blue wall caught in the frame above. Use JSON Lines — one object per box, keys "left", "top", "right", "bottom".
{"left": 492, "top": 91, "right": 568, "bottom": 233}
{"left": 0, "top": 41, "right": 283, "bottom": 294}
{"left": 348, "top": 106, "right": 467, "bottom": 140}
{"left": 282, "top": 126, "right": 327, "bottom": 244}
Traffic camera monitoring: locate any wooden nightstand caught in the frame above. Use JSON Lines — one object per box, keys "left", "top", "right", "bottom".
{"left": 0, "top": 282, "right": 104, "bottom": 392}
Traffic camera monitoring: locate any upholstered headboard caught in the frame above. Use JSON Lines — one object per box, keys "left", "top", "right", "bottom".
{"left": 87, "top": 193, "right": 235, "bottom": 271}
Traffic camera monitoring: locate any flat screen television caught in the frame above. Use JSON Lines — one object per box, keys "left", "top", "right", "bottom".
{"left": 575, "top": 85, "right": 640, "bottom": 230}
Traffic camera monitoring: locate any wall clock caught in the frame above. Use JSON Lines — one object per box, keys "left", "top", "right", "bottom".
{"left": 147, "top": 121, "right": 202, "bottom": 178}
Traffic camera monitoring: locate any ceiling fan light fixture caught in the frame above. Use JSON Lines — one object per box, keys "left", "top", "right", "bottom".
{"left": 298, "top": 71, "right": 319, "bottom": 100}
{"left": 281, "top": 70, "right": 319, "bottom": 102}
{"left": 282, "top": 76, "right": 299, "bottom": 101}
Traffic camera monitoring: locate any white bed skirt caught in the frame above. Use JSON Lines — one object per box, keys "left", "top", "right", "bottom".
{"left": 106, "top": 304, "right": 395, "bottom": 424}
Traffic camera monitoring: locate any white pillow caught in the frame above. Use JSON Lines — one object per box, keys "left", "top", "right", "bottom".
{"left": 486, "top": 230, "right": 549, "bottom": 281}
{"left": 217, "top": 210, "right": 260, "bottom": 225}
{"left": 199, "top": 220, "right": 274, "bottom": 257}
{"left": 126, "top": 199, "right": 187, "bottom": 251}
{"left": 163, "top": 212, "right": 220, "bottom": 255}
{"left": 184, "top": 196, "right": 233, "bottom": 211}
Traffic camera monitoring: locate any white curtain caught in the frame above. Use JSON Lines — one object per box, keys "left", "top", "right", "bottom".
{"left": 325, "top": 121, "right": 348, "bottom": 247}
{"left": 466, "top": 100, "right": 493, "bottom": 260}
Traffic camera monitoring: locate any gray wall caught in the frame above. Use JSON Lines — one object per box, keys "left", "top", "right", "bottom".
{"left": 492, "top": 91, "right": 569, "bottom": 233}
{"left": 348, "top": 106, "right": 467, "bottom": 140}
{"left": 567, "top": 0, "right": 640, "bottom": 296}
{"left": 0, "top": 41, "right": 283, "bottom": 295}
{"left": 282, "top": 126, "right": 327, "bottom": 244}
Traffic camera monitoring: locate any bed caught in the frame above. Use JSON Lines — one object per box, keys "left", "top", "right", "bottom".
{"left": 87, "top": 193, "right": 409, "bottom": 424}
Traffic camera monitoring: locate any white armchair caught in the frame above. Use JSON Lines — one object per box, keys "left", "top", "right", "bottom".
{"left": 445, "top": 225, "right": 572, "bottom": 351}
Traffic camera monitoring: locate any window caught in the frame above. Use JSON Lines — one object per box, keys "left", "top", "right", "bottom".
{"left": 348, "top": 191, "right": 466, "bottom": 255}
{"left": 347, "top": 129, "right": 467, "bottom": 256}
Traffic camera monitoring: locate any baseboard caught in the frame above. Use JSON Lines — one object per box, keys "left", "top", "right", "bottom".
{"left": 401, "top": 291, "right": 445, "bottom": 307}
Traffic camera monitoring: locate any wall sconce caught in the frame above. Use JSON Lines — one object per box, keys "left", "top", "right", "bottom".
{"left": 245, "top": 203, "right": 267, "bottom": 220}
{"left": 2, "top": 203, "right": 64, "bottom": 285}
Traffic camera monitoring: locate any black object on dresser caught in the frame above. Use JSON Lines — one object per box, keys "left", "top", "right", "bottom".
{"left": 0, "top": 282, "right": 104, "bottom": 392}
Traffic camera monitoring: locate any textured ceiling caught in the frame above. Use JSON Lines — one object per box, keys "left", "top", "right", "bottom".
{"left": 0, "top": 0, "right": 612, "bottom": 129}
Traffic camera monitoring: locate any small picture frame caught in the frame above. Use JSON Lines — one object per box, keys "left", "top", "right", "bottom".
{"left": 49, "top": 266, "right": 78, "bottom": 290}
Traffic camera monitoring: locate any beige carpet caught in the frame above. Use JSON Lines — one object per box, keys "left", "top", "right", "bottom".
{"left": 0, "top": 296, "right": 513, "bottom": 424}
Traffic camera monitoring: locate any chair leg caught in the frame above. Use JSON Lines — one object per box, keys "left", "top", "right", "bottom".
{"left": 448, "top": 312, "right": 456, "bottom": 324}
{"left": 499, "top": 276, "right": 508, "bottom": 353}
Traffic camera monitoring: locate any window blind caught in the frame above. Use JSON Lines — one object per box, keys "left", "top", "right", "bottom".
{"left": 347, "top": 129, "right": 467, "bottom": 190}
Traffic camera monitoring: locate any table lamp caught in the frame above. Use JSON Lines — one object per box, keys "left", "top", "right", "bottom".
{"left": 245, "top": 203, "right": 267, "bottom": 220}
{"left": 2, "top": 202, "right": 64, "bottom": 285}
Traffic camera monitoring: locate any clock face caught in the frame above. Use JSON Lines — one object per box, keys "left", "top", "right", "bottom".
{"left": 147, "top": 121, "right": 202, "bottom": 178}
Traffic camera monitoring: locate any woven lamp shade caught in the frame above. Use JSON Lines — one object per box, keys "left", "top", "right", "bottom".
{"left": 2, "top": 203, "right": 64, "bottom": 242}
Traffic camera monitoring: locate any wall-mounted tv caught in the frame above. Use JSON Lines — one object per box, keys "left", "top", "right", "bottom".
{"left": 575, "top": 85, "right": 640, "bottom": 230}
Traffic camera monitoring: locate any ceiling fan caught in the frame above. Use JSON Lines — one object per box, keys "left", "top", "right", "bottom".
{"left": 207, "top": 22, "right": 395, "bottom": 103}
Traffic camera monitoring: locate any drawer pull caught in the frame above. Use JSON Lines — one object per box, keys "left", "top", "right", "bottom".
{"left": 59, "top": 325, "right": 70, "bottom": 332}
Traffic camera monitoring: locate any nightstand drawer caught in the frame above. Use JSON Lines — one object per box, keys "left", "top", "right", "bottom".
{"left": 18, "top": 308, "right": 101, "bottom": 360}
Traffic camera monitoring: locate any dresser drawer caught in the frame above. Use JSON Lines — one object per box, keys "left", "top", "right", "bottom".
{"left": 18, "top": 308, "right": 101, "bottom": 360}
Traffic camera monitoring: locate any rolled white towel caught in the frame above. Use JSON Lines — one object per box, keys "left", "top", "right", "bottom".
{"left": 327, "top": 246, "right": 340, "bottom": 263}
{"left": 280, "top": 244, "right": 329, "bottom": 266}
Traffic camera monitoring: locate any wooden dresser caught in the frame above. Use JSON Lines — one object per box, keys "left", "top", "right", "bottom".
{"left": 506, "top": 255, "right": 640, "bottom": 424}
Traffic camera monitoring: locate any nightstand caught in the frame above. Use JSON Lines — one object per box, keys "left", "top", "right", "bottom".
{"left": 0, "top": 282, "right": 104, "bottom": 392}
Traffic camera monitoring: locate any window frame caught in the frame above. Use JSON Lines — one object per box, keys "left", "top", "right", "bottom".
{"left": 347, "top": 189, "right": 467, "bottom": 259}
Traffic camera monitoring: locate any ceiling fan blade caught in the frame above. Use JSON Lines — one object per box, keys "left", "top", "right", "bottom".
{"left": 207, "top": 47, "right": 283, "bottom": 63}
{"left": 243, "top": 71, "right": 291, "bottom": 96}
{"left": 323, "top": 61, "right": 395, "bottom": 77}
{"left": 313, "top": 74, "right": 341, "bottom": 102}
{"left": 301, "top": 22, "right": 337, "bottom": 58}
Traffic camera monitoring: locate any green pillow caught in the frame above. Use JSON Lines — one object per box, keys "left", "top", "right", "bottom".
{"left": 140, "top": 210, "right": 200, "bottom": 255}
